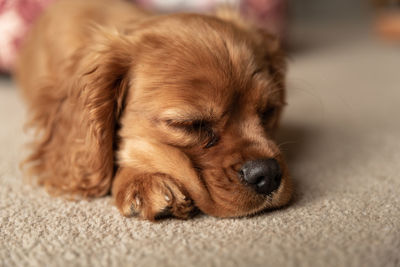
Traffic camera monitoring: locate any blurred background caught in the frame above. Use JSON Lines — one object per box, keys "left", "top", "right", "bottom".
{"left": 1, "top": 1, "right": 399, "bottom": 266}
{"left": 0, "top": 0, "right": 399, "bottom": 72}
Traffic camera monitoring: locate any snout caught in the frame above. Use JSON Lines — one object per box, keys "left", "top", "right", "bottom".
{"left": 239, "top": 159, "right": 282, "bottom": 195}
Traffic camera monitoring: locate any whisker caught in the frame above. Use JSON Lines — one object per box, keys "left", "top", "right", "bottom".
{"left": 277, "top": 141, "right": 297, "bottom": 149}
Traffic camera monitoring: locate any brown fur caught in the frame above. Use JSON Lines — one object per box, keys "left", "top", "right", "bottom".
{"left": 15, "top": 0, "right": 292, "bottom": 221}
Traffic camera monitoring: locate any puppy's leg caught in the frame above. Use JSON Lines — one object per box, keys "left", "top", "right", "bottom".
{"left": 112, "top": 167, "right": 196, "bottom": 220}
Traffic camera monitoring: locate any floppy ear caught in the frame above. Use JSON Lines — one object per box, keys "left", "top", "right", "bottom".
{"left": 252, "top": 29, "right": 287, "bottom": 134}
{"left": 215, "top": 8, "right": 286, "bottom": 134}
{"left": 25, "top": 31, "right": 135, "bottom": 197}
{"left": 260, "top": 31, "right": 286, "bottom": 91}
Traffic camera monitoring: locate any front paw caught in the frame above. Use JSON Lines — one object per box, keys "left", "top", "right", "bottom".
{"left": 113, "top": 170, "right": 197, "bottom": 221}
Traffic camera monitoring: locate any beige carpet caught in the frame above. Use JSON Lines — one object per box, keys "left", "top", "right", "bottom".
{"left": 1, "top": 22, "right": 399, "bottom": 267}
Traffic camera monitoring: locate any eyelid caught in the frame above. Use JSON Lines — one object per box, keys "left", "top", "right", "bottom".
{"left": 260, "top": 101, "right": 286, "bottom": 111}
{"left": 160, "top": 108, "right": 210, "bottom": 123}
{"left": 165, "top": 118, "right": 204, "bottom": 126}
{"left": 204, "top": 130, "right": 219, "bottom": 148}
{"left": 163, "top": 118, "right": 219, "bottom": 148}
{"left": 251, "top": 68, "right": 264, "bottom": 77}
{"left": 164, "top": 118, "right": 212, "bottom": 131}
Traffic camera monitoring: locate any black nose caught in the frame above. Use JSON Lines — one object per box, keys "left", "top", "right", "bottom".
{"left": 239, "top": 159, "right": 282, "bottom": 195}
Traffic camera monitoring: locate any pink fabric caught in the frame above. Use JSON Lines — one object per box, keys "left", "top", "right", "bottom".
{"left": 135, "top": 0, "right": 286, "bottom": 36}
{"left": 241, "top": 0, "right": 287, "bottom": 38}
{"left": 0, "top": 0, "right": 286, "bottom": 73}
{"left": 0, "top": 0, "right": 54, "bottom": 72}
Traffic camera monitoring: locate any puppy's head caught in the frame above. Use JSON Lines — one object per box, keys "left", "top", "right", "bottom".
{"left": 115, "top": 13, "right": 292, "bottom": 217}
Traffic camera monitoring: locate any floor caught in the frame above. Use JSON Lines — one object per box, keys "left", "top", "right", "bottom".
{"left": 0, "top": 20, "right": 399, "bottom": 267}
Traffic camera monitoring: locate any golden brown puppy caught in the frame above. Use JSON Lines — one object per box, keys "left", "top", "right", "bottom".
{"left": 15, "top": 0, "right": 292, "bottom": 221}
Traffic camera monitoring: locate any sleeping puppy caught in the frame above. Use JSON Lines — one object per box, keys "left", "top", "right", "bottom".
{"left": 15, "top": 0, "right": 292, "bottom": 220}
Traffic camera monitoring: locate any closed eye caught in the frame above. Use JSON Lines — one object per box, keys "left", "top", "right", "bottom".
{"left": 260, "top": 107, "right": 277, "bottom": 123}
{"left": 164, "top": 119, "right": 219, "bottom": 148}
{"left": 165, "top": 119, "right": 208, "bottom": 133}
{"left": 251, "top": 68, "right": 264, "bottom": 78}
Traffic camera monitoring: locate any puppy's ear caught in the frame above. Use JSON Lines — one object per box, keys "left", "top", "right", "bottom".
{"left": 258, "top": 30, "right": 286, "bottom": 85}
{"left": 76, "top": 29, "right": 134, "bottom": 138}
{"left": 257, "top": 31, "right": 287, "bottom": 134}
{"left": 215, "top": 7, "right": 286, "bottom": 131}
{"left": 26, "top": 30, "right": 135, "bottom": 197}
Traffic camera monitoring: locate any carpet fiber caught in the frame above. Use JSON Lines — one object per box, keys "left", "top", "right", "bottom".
{"left": 1, "top": 23, "right": 399, "bottom": 267}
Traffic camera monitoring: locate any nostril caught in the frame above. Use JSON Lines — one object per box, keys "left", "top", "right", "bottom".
{"left": 239, "top": 158, "right": 282, "bottom": 195}
{"left": 257, "top": 177, "right": 267, "bottom": 188}
{"left": 274, "top": 171, "right": 282, "bottom": 185}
